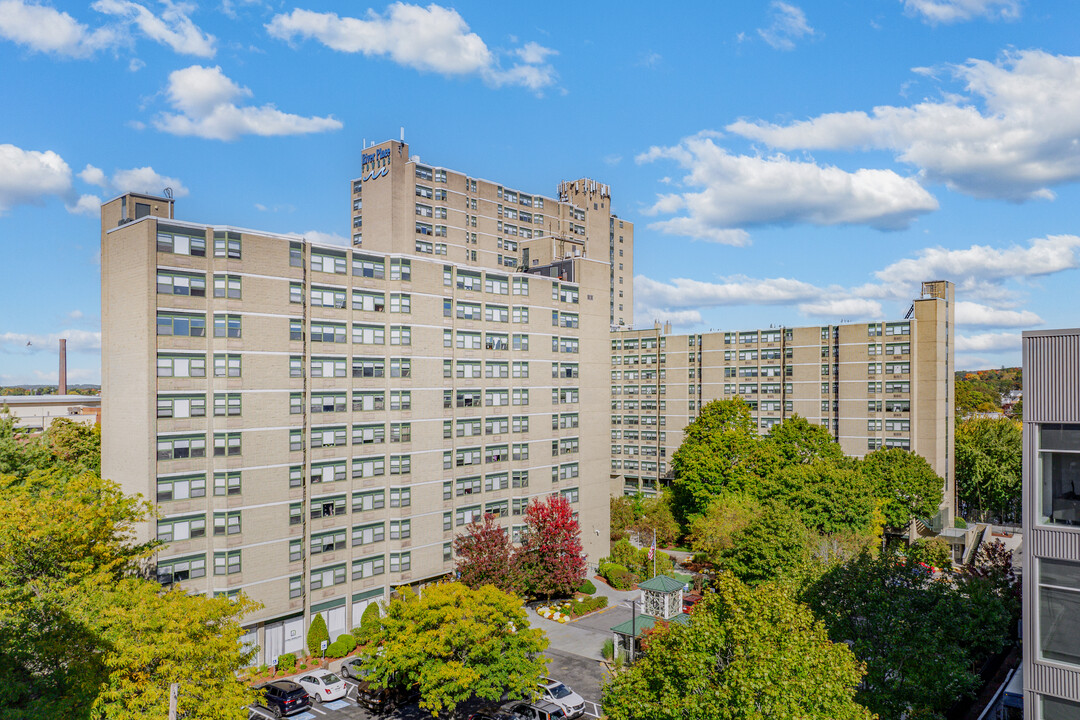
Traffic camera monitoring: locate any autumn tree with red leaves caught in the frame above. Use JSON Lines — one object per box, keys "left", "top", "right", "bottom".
{"left": 516, "top": 495, "right": 587, "bottom": 599}
{"left": 453, "top": 513, "right": 523, "bottom": 595}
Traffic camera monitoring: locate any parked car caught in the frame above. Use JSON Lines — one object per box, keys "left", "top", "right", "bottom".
{"left": 258, "top": 680, "right": 311, "bottom": 718}
{"left": 499, "top": 699, "right": 568, "bottom": 720}
{"left": 339, "top": 661, "right": 416, "bottom": 714}
{"left": 467, "top": 706, "right": 520, "bottom": 720}
{"left": 295, "top": 669, "right": 348, "bottom": 703}
{"left": 536, "top": 677, "right": 586, "bottom": 718}
{"left": 338, "top": 657, "right": 368, "bottom": 681}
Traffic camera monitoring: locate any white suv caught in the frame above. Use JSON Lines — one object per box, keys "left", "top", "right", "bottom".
{"left": 536, "top": 677, "right": 585, "bottom": 719}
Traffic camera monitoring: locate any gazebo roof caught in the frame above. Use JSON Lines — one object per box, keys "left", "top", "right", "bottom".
{"left": 638, "top": 575, "right": 685, "bottom": 593}
{"left": 610, "top": 612, "right": 690, "bottom": 637}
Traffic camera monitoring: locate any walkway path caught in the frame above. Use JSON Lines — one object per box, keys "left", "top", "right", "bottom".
{"left": 524, "top": 577, "right": 643, "bottom": 661}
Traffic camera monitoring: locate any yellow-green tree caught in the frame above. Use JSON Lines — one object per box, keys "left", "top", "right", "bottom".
{"left": 356, "top": 582, "right": 548, "bottom": 718}
{"left": 602, "top": 573, "right": 872, "bottom": 720}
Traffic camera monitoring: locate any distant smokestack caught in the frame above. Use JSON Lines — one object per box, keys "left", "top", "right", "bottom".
{"left": 58, "top": 338, "right": 67, "bottom": 395}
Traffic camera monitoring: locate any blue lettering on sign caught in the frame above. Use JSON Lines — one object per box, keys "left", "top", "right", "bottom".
{"left": 362, "top": 152, "right": 375, "bottom": 165}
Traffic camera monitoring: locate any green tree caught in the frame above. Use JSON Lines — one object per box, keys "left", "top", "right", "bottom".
{"left": 955, "top": 417, "right": 1022, "bottom": 523}
{"left": 610, "top": 495, "right": 636, "bottom": 542}
{"left": 670, "top": 399, "right": 762, "bottom": 526}
{"left": 0, "top": 408, "right": 51, "bottom": 477}
{"left": 44, "top": 417, "right": 101, "bottom": 474}
{"left": 604, "top": 538, "right": 674, "bottom": 580}
{"left": 687, "top": 493, "right": 761, "bottom": 566}
{"left": 602, "top": 573, "right": 872, "bottom": 720}
{"left": 630, "top": 492, "right": 679, "bottom": 548}
{"left": 359, "top": 602, "right": 381, "bottom": 634}
{"left": 307, "top": 613, "right": 330, "bottom": 656}
{"left": 806, "top": 548, "right": 1013, "bottom": 720}
{"left": 860, "top": 447, "right": 944, "bottom": 529}
{"left": 0, "top": 468, "right": 255, "bottom": 719}
{"left": 356, "top": 583, "right": 547, "bottom": 719}
{"left": 719, "top": 506, "right": 813, "bottom": 586}
{"left": 763, "top": 415, "right": 845, "bottom": 467}
{"left": 755, "top": 460, "right": 877, "bottom": 535}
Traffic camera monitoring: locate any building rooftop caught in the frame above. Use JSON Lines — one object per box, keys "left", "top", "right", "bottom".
{"left": 638, "top": 575, "right": 686, "bottom": 593}
{"left": 610, "top": 612, "right": 691, "bottom": 637}
{"left": 1, "top": 395, "right": 101, "bottom": 405}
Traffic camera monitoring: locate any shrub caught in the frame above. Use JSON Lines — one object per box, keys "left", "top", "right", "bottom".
{"left": 600, "top": 562, "right": 629, "bottom": 588}
{"left": 955, "top": 517, "right": 968, "bottom": 529}
{"left": 336, "top": 633, "right": 357, "bottom": 654}
{"left": 326, "top": 640, "right": 349, "bottom": 658}
{"left": 276, "top": 653, "right": 296, "bottom": 673}
{"left": 602, "top": 638, "right": 614, "bottom": 661}
{"left": 613, "top": 569, "right": 637, "bottom": 590}
{"left": 307, "top": 613, "right": 330, "bottom": 657}
{"left": 360, "top": 602, "right": 381, "bottom": 634}
{"left": 578, "top": 579, "right": 596, "bottom": 595}
{"left": 568, "top": 595, "right": 609, "bottom": 616}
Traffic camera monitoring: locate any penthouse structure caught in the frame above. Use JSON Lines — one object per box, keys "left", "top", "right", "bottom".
{"left": 611, "top": 280, "right": 955, "bottom": 527}
{"left": 100, "top": 143, "right": 630, "bottom": 665}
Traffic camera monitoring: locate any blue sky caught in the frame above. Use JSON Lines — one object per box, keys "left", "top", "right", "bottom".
{"left": 1, "top": 0, "right": 1078, "bottom": 384}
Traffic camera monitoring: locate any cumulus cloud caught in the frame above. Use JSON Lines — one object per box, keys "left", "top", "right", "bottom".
{"left": 634, "top": 307, "right": 704, "bottom": 328}
{"left": 955, "top": 301, "right": 1042, "bottom": 327}
{"left": 0, "top": 144, "right": 72, "bottom": 213}
{"left": 876, "top": 234, "right": 1080, "bottom": 285}
{"left": 636, "top": 133, "right": 937, "bottom": 243}
{"left": 153, "top": 64, "right": 343, "bottom": 141}
{"left": 729, "top": 50, "right": 1080, "bottom": 201}
{"left": 0, "top": 0, "right": 116, "bottom": 56}
{"left": 266, "top": 3, "right": 558, "bottom": 92}
{"left": 303, "top": 230, "right": 349, "bottom": 246}
{"left": 635, "top": 274, "right": 823, "bottom": 310}
{"left": 65, "top": 194, "right": 103, "bottom": 216}
{"left": 797, "top": 297, "right": 883, "bottom": 319}
{"left": 111, "top": 166, "right": 189, "bottom": 197}
{"left": 91, "top": 0, "right": 215, "bottom": 57}
{"left": 955, "top": 331, "right": 1022, "bottom": 353}
{"left": 0, "top": 329, "right": 101, "bottom": 354}
{"left": 902, "top": 0, "right": 1022, "bottom": 24}
{"left": 758, "top": 2, "right": 815, "bottom": 50}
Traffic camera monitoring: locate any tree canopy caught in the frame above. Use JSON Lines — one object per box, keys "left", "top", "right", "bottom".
{"left": 955, "top": 417, "right": 1022, "bottom": 523}
{"left": 356, "top": 583, "right": 547, "bottom": 719}
{"left": 860, "top": 447, "right": 944, "bottom": 529}
{"left": 602, "top": 573, "right": 873, "bottom": 720}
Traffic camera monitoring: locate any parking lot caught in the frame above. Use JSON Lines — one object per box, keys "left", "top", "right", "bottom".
{"left": 248, "top": 649, "right": 606, "bottom": 719}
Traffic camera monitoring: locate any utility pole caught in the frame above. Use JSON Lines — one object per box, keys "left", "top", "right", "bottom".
{"left": 168, "top": 683, "right": 178, "bottom": 720}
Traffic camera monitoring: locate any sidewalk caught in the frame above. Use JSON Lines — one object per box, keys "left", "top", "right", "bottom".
{"left": 525, "top": 577, "right": 640, "bottom": 661}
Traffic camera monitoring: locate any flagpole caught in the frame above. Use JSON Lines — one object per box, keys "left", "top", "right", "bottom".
{"left": 652, "top": 528, "right": 656, "bottom": 577}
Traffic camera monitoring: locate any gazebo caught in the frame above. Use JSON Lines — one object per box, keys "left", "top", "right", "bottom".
{"left": 610, "top": 575, "right": 691, "bottom": 663}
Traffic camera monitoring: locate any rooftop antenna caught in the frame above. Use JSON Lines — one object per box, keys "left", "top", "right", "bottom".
{"left": 163, "top": 187, "right": 173, "bottom": 199}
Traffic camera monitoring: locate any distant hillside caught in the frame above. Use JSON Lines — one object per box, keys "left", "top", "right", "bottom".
{"left": 955, "top": 367, "right": 1020, "bottom": 416}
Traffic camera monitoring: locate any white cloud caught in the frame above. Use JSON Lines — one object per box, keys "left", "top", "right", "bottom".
{"left": 110, "top": 166, "right": 189, "bottom": 197}
{"left": 91, "top": 0, "right": 216, "bottom": 57}
{"left": 154, "top": 64, "right": 343, "bottom": 141}
{"left": 729, "top": 50, "right": 1080, "bottom": 201}
{"left": 67, "top": 310, "right": 84, "bottom": 320}
{"left": 0, "top": 0, "right": 116, "bottom": 57}
{"left": 303, "top": 230, "right": 349, "bottom": 246}
{"left": 128, "top": 57, "right": 144, "bottom": 71}
{"left": 66, "top": 194, "right": 102, "bottom": 216}
{"left": 955, "top": 331, "right": 1021, "bottom": 353}
{"left": 876, "top": 234, "right": 1080, "bottom": 285}
{"left": 0, "top": 329, "right": 101, "bottom": 354}
{"left": 636, "top": 134, "right": 937, "bottom": 243}
{"left": 634, "top": 307, "right": 703, "bottom": 328}
{"left": 902, "top": 0, "right": 1022, "bottom": 24}
{"left": 954, "top": 301, "right": 1042, "bottom": 327}
{"left": 758, "top": 2, "right": 815, "bottom": 51}
{"left": 266, "top": 3, "right": 558, "bottom": 92}
{"left": 635, "top": 274, "right": 824, "bottom": 309}
{"left": 0, "top": 144, "right": 72, "bottom": 214}
{"left": 797, "top": 297, "right": 883, "bottom": 319}
{"left": 78, "top": 164, "right": 107, "bottom": 187}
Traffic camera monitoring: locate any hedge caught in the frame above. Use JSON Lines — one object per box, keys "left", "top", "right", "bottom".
{"left": 578, "top": 579, "right": 596, "bottom": 595}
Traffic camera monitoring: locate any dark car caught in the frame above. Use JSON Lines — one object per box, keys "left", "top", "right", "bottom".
{"left": 339, "top": 660, "right": 417, "bottom": 714}
{"left": 467, "top": 706, "right": 520, "bottom": 720}
{"left": 500, "top": 700, "right": 568, "bottom": 720}
{"left": 258, "top": 680, "right": 311, "bottom": 718}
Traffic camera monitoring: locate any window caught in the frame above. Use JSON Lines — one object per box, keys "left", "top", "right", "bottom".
{"left": 214, "top": 314, "right": 241, "bottom": 339}
{"left": 310, "top": 392, "right": 347, "bottom": 413}
{"left": 157, "top": 554, "right": 206, "bottom": 585}
{"left": 311, "top": 250, "right": 347, "bottom": 274}
{"left": 157, "top": 225, "right": 206, "bottom": 256}
{"left": 311, "top": 286, "right": 346, "bottom": 308}
{"left": 156, "top": 474, "right": 206, "bottom": 501}
{"left": 390, "top": 294, "right": 411, "bottom": 313}
{"left": 390, "top": 258, "right": 411, "bottom": 281}
{"left": 1039, "top": 425, "right": 1080, "bottom": 527}
{"left": 352, "top": 555, "right": 385, "bottom": 580}
{"left": 485, "top": 275, "right": 509, "bottom": 295}
{"left": 213, "top": 231, "right": 241, "bottom": 259}
{"left": 389, "top": 454, "right": 411, "bottom": 474}
{"left": 311, "top": 529, "right": 347, "bottom": 554}
{"left": 390, "top": 326, "right": 411, "bottom": 346}
{"left": 156, "top": 435, "right": 206, "bottom": 460}
{"left": 157, "top": 394, "right": 206, "bottom": 419}
{"left": 390, "top": 390, "right": 411, "bottom": 410}
{"left": 352, "top": 522, "right": 385, "bottom": 546}
{"left": 157, "top": 354, "right": 206, "bottom": 378}
{"left": 389, "top": 520, "right": 411, "bottom": 540}
{"left": 311, "top": 357, "right": 346, "bottom": 378}
{"left": 211, "top": 471, "right": 240, "bottom": 497}
{"left": 353, "top": 254, "right": 385, "bottom": 278}
{"left": 353, "top": 357, "right": 385, "bottom": 378}
{"left": 486, "top": 304, "right": 509, "bottom": 323}
{"left": 213, "top": 274, "right": 241, "bottom": 299}
{"left": 311, "top": 321, "right": 346, "bottom": 343}
{"left": 352, "top": 455, "right": 385, "bottom": 478}
{"left": 311, "top": 495, "right": 347, "bottom": 519}
{"left": 311, "top": 563, "right": 347, "bottom": 589}
{"left": 353, "top": 489, "right": 385, "bottom": 512}
{"left": 353, "top": 290, "right": 385, "bottom": 312}
{"left": 389, "top": 358, "right": 410, "bottom": 378}
{"left": 211, "top": 353, "right": 240, "bottom": 378}
{"left": 310, "top": 462, "right": 347, "bottom": 484}
{"left": 213, "top": 511, "right": 241, "bottom": 536}
{"left": 485, "top": 416, "right": 508, "bottom": 435}
{"left": 213, "top": 432, "right": 241, "bottom": 456}
{"left": 157, "top": 312, "right": 205, "bottom": 337}
{"left": 456, "top": 505, "right": 482, "bottom": 526}
{"left": 1038, "top": 558, "right": 1080, "bottom": 665}
{"left": 157, "top": 270, "right": 206, "bottom": 296}
{"left": 353, "top": 423, "right": 385, "bottom": 445}
{"left": 353, "top": 391, "right": 385, "bottom": 412}
{"left": 157, "top": 514, "right": 206, "bottom": 541}
{"left": 213, "top": 393, "right": 241, "bottom": 416}
{"left": 512, "top": 443, "right": 529, "bottom": 461}
{"left": 457, "top": 331, "right": 482, "bottom": 349}
{"left": 389, "top": 487, "right": 410, "bottom": 508}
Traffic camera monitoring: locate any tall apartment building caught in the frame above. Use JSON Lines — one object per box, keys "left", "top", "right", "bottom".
{"left": 100, "top": 145, "right": 630, "bottom": 666}
{"left": 611, "top": 280, "right": 955, "bottom": 526}
{"left": 1022, "top": 328, "right": 1080, "bottom": 719}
